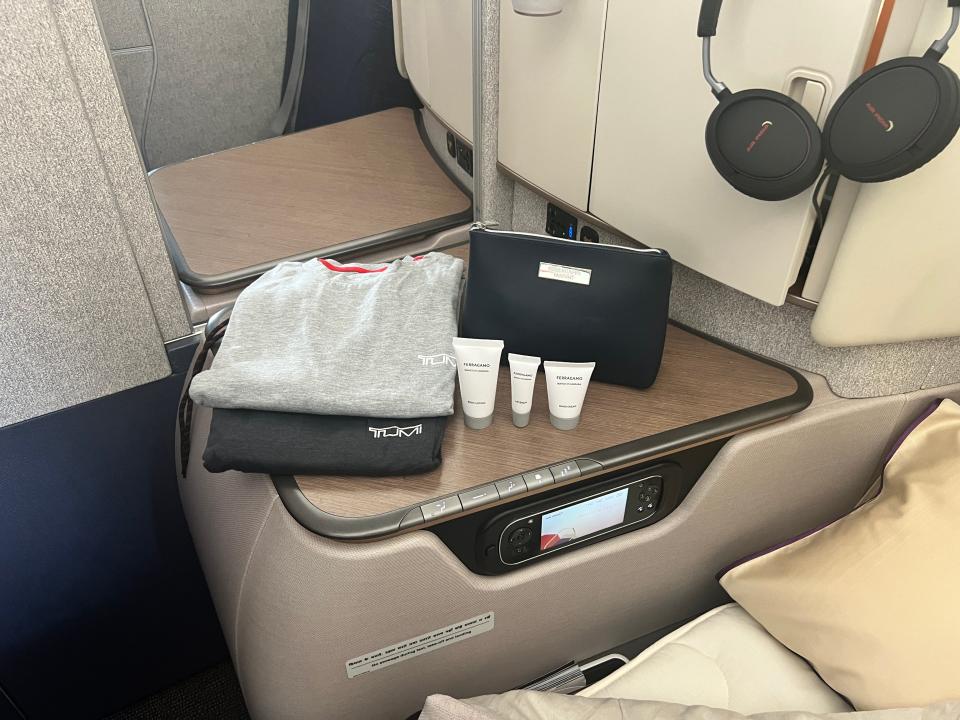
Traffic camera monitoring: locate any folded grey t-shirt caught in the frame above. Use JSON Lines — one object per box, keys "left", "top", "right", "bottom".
{"left": 190, "top": 253, "right": 463, "bottom": 417}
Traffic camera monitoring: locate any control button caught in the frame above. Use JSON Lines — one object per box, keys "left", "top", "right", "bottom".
{"left": 507, "top": 526, "right": 533, "bottom": 547}
{"left": 637, "top": 478, "right": 662, "bottom": 514}
{"left": 420, "top": 495, "right": 462, "bottom": 521}
{"left": 576, "top": 458, "right": 603, "bottom": 475}
{"left": 459, "top": 483, "right": 500, "bottom": 511}
{"left": 523, "top": 469, "right": 553, "bottom": 490}
{"left": 549, "top": 461, "right": 580, "bottom": 483}
{"left": 496, "top": 476, "right": 528, "bottom": 499}
{"left": 399, "top": 507, "right": 424, "bottom": 529}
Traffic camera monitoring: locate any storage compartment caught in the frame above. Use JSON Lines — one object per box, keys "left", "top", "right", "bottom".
{"left": 497, "top": 0, "right": 608, "bottom": 210}
{"left": 588, "top": 0, "right": 881, "bottom": 304}
{"left": 810, "top": 2, "right": 960, "bottom": 346}
{"left": 399, "top": 0, "right": 473, "bottom": 140}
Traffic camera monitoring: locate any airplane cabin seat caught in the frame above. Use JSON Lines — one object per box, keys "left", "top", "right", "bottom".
{"left": 578, "top": 604, "right": 850, "bottom": 714}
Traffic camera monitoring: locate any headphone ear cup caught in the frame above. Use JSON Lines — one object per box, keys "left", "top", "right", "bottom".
{"left": 823, "top": 56, "right": 960, "bottom": 183}
{"left": 705, "top": 89, "right": 824, "bottom": 201}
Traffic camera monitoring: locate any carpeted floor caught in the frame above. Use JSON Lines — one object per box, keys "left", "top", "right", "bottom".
{"left": 104, "top": 663, "right": 250, "bottom": 720}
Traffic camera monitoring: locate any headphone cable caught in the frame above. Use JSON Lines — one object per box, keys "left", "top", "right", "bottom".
{"left": 792, "top": 167, "right": 841, "bottom": 294}
{"left": 811, "top": 166, "right": 839, "bottom": 234}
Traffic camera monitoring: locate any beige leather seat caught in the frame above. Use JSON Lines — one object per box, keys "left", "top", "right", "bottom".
{"left": 579, "top": 604, "right": 851, "bottom": 715}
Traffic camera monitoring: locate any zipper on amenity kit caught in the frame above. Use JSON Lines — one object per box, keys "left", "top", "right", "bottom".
{"left": 470, "top": 221, "right": 667, "bottom": 255}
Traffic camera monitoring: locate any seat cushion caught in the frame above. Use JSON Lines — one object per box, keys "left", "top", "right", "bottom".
{"left": 578, "top": 604, "right": 850, "bottom": 715}
{"left": 424, "top": 691, "right": 958, "bottom": 720}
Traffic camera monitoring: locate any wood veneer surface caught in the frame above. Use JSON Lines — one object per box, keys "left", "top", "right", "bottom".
{"left": 150, "top": 108, "right": 471, "bottom": 276}
{"left": 296, "top": 325, "right": 798, "bottom": 518}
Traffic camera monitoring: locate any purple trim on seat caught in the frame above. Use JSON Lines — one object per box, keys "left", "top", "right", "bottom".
{"left": 718, "top": 398, "right": 945, "bottom": 580}
{"left": 717, "top": 517, "right": 841, "bottom": 579}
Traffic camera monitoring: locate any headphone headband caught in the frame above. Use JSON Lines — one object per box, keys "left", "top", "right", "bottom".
{"left": 930, "top": 2, "right": 960, "bottom": 58}
{"left": 697, "top": 0, "right": 723, "bottom": 39}
{"left": 701, "top": 0, "right": 960, "bottom": 39}
{"left": 699, "top": 0, "right": 960, "bottom": 95}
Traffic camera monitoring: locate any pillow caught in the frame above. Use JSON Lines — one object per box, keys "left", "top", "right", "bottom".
{"left": 721, "top": 398, "right": 960, "bottom": 710}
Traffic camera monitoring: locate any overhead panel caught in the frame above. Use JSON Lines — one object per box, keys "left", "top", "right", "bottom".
{"left": 497, "top": 0, "right": 608, "bottom": 211}
{"left": 589, "top": 0, "right": 881, "bottom": 305}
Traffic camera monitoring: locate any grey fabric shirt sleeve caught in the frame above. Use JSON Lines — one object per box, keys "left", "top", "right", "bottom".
{"left": 189, "top": 253, "right": 463, "bottom": 418}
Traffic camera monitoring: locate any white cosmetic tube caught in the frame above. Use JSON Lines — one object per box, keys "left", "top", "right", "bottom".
{"left": 508, "top": 353, "right": 541, "bottom": 428}
{"left": 543, "top": 361, "right": 596, "bottom": 430}
{"left": 452, "top": 338, "right": 505, "bottom": 429}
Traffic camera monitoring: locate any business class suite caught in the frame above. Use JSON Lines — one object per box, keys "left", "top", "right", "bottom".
{"left": 2, "top": 1, "right": 960, "bottom": 719}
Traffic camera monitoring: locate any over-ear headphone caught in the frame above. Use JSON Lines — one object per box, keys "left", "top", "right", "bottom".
{"left": 699, "top": 0, "right": 960, "bottom": 201}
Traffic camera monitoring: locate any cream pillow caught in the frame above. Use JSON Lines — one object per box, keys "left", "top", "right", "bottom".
{"left": 721, "top": 398, "right": 960, "bottom": 711}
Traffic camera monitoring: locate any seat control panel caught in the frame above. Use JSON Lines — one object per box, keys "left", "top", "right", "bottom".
{"left": 476, "top": 463, "right": 679, "bottom": 573}
{"left": 416, "top": 458, "right": 605, "bottom": 527}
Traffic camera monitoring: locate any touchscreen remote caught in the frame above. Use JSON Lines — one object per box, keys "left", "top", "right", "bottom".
{"left": 497, "top": 476, "right": 664, "bottom": 566}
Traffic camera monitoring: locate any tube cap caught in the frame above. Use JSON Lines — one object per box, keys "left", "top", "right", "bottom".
{"left": 512, "top": 411, "right": 530, "bottom": 428}
{"left": 549, "top": 413, "right": 580, "bottom": 431}
{"left": 464, "top": 414, "right": 493, "bottom": 430}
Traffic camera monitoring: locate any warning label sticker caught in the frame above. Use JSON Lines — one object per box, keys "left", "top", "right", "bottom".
{"left": 345, "top": 612, "right": 495, "bottom": 678}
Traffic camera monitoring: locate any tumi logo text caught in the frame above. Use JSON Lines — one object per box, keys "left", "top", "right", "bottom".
{"left": 368, "top": 424, "right": 423, "bottom": 439}
{"left": 418, "top": 353, "right": 456, "bottom": 367}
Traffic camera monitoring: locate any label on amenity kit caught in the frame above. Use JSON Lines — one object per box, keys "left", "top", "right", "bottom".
{"left": 538, "top": 262, "right": 592, "bottom": 286}
{"left": 345, "top": 612, "right": 495, "bottom": 678}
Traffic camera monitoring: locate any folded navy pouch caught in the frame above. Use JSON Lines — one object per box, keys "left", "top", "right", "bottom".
{"left": 203, "top": 409, "right": 446, "bottom": 476}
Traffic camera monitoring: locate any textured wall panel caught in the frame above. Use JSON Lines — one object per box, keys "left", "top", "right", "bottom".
{"left": 0, "top": 0, "right": 175, "bottom": 427}
{"left": 51, "top": 0, "right": 190, "bottom": 341}
{"left": 140, "top": 0, "right": 287, "bottom": 169}
{"left": 477, "top": 0, "right": 514, "bottom": 226}
{"left": 510, "top": 183, "right": 960, "bottom": 399}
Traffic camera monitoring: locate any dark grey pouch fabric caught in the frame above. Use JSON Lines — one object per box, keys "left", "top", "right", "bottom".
{"left": 462, "top": 229, "right": 672, "bottom": 389}
{"left": 203, "top": 409, "right": 446, "bottom": 476}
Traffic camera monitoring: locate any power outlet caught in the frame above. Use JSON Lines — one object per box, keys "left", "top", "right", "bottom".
{"left": 455, "top": 139, "right": 473, "bottom": 177}
{"left": 580, "top": 225, "right": 599, "bottom": 243}
{"left": 446, "top": 131, "right": 457, "bottom": 158}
